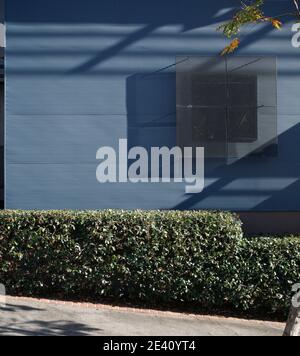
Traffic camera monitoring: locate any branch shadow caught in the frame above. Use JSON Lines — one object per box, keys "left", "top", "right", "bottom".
{"left": 0, "top": 304, "right": 102, "bottom": 336}
{"left": 0, "top": 320, "right": 102, "bottom": 336}
{"left": 0, "top": 303, "right": 45, "bottom": 313}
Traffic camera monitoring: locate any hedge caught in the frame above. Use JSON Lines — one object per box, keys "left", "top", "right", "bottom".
{"left": 0, "top": 210, "right": 299, "bottom": 316}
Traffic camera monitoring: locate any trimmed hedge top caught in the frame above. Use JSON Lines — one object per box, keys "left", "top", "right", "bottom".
{"left": 0, "top": 210, "right": 299, "bottom": 316}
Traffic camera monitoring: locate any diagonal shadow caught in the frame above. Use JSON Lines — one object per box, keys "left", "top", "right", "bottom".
{"left": 65, "top": 0, "right": 288, "bottom": 75}
{"left": 172, "top": 123, "right": 300, "bottom": 211}
{"left": 68, "top": 24, "right": 158, "bottom": 74}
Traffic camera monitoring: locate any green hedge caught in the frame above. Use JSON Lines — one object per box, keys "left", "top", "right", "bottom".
{"left": 0, "top": 210, "right": 299, "bottom": 316}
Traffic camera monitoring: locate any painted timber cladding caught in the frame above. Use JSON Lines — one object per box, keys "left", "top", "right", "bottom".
{"left": 5, "top": 0, "right": 300, "bottom": 211}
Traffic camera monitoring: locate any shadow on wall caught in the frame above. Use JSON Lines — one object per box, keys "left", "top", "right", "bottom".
{"left": 126, "top": 64, "right": 300, "bottom": 211}
{"left": 7, "top": 0, "right": 239, "bottom": 76}
{"left": 173, "top": 122, "right": 300, "bottom": 211}
{"left": 6, "top": 0, "right": 299, "bottom": 212}
{"left": 7, "top": 0, "right": 236, "bottom": 26}
{"left": 127, "top": 72, "right": 176, "bottom": 151}
{"left": 6, "top": 0, "right": 287, "bottom": 76}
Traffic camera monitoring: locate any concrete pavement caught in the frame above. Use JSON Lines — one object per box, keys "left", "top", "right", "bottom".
{"left": 0, "top": 296, "right": 285, "bottom": 336}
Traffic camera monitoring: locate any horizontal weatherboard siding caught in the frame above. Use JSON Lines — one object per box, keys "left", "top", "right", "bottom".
{"left": 5, "top": 0, "right": 300, "bottom": 211}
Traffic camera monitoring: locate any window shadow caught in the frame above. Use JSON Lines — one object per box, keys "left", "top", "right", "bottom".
{"left": 126, "top": 65, "right": 300, "bottom": 211}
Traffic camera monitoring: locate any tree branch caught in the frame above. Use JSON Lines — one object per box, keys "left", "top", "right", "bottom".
{"left": 219, "top": 0, "right": 299, "bottom": 55}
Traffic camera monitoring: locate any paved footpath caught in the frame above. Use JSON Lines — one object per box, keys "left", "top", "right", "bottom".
{"left": 0, "top": 296, "right": 285, "bottom": 336}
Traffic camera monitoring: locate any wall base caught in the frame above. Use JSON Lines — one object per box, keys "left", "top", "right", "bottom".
{"left": 238, "top": 212, "right": 300, "bottom": 235}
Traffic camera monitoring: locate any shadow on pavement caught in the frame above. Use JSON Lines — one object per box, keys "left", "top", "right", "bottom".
{"left": 0, "top": 304, "right": 102, "bottom": 336}
{"left": 0, "top": 320, "right": 102, "bottom": 336}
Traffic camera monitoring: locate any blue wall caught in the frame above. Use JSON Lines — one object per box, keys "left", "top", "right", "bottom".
{"left": 5, "top": 0, "right": 300, "bottom": 211}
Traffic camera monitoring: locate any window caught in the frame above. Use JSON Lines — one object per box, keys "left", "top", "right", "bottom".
{"left": 176, "top": 57, "right": 277, "bottom": 159}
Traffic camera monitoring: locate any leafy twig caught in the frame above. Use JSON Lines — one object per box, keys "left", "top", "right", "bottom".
{"left": 219, "top": 0, "right": 286, "bottom": 55}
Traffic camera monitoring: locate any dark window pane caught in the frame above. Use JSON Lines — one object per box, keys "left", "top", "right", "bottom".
{"left": 228, "top": 108, "right": 257, "bottom": 143}
{"left": 191, "top": 75, "right": 227, "bottom": 107}
{"left": 192, "top": 108, "right": 226, "bottom": 142}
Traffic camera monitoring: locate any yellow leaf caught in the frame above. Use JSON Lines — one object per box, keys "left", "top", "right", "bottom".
{"left": 271, "top": 19, "right": 282, "bottom": 29}
{"left": 221, "top": 38, "right": 240, "bottom": 56}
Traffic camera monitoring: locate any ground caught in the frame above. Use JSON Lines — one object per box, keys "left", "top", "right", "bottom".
{"left": 0, "top": 296, "right": 284, "bottom": 336}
